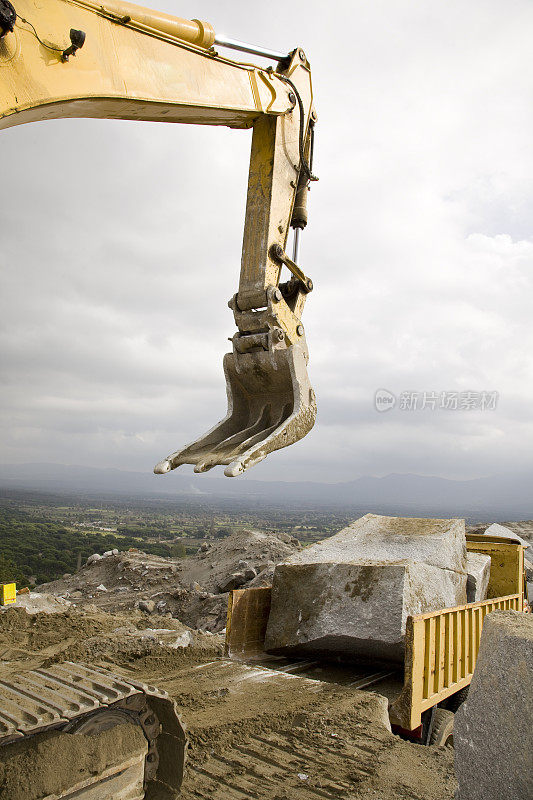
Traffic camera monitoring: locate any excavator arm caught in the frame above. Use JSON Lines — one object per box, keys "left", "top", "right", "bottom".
{"left": 0, "top": 0, "right": 318, "bottom": 477}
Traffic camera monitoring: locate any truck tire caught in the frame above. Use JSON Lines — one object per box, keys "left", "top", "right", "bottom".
{"left": 429, "top": 708, "right": 454, "bottom": 747}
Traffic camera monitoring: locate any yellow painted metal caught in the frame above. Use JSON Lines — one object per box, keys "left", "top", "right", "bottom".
{"left": 1, "top": 0, "right": 318, "bottom": 476}
{"left": 0, "top": 583, "right": 17, "bottom": 606}
{"left": 390, "top": 537, "right": 525, "bottom": 730}
{"left": 390, "top": 593, "right": 522, "bottom": 730}
{"left": 225, "top": 587, "right": 272, "bottom": 658}
{"left": 0, "top": 0, "right": 292, "bottom": 130}
{"left": 225, "top": 538, "right": 526, "bottom": 732}
{"left": 466, "top": 533, "right": 525, "bottom": 600}
{"left": 237, "top": 60, "right": 314, "bottom": 313}
{"left": 72, "top": 0, "right": 216, "bottom": 49}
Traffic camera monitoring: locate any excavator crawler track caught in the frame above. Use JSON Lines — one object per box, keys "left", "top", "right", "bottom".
{"left": 0, "top": 662, "right": 187, "bottom": 800}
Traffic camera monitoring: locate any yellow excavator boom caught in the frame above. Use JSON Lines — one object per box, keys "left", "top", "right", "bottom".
{"left": 0, "top": 0, "right": 318, "bottom": 477}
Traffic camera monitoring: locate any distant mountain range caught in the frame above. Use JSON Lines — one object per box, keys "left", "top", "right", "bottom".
{"left": 0, "top": 462, "right": 531, "bottom": 521}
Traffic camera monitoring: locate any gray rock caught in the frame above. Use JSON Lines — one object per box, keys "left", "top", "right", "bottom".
{"left": 257, "top": 560, "right": 275, "bottom": 574}
{"left": 284, "top": 514, "right": 467, "bottom": 574}
{"left": 265, "top": 560, "right": 467, "bottom": 663}
{"left": 243, "top": 567, "right": 257, "bottom": 582}
{"left": 466, "top": 553, "right": 491, "bottom": 602}
{"left": 454, "top": 611, "right": 533, "bottom": 800}
{"left": 483, "top": 522, "right": 530, "bottom": 550}
{"left": 218, "top": 573, "right": 247, "bottom": 593}
{"left": 248, "top": 565, "right": 275, "bottom": 588}
{"left": 86, "top": 553, "right": 102, "bottom": 565}
{"left": 62, "top": 573, "right": 71, "bottom": 579}
{"left": 138, "top": 599, "right": 156, "bottom": 613}
{"left": 484, "top": 523, "right": 532, "bottom": 563}
{"left": 103, "top": 550, "right": 115, "bottom": 558}
{"left": 524, "top": 557, "right": 533, "bottom": 582}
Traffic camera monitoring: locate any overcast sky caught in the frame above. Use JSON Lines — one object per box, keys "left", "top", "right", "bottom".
{"left": 1, "top": 0, "right": 532, "bottom": 484}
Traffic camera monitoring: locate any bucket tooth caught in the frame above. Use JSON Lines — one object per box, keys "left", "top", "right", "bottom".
{"left": 154, "top": 344, "right": 316, "bottom": 477}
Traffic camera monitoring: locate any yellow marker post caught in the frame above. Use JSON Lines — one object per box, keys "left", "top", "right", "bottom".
{"left": 0, "top": 583, "right": 16, "bottom": 606}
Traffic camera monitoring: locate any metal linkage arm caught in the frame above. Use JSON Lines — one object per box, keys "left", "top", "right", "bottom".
{"left": 157, "top": 49, "right": 318, "bottom": 476}
{"left": 0, "top": 0, "right": 318, "bottom": 477}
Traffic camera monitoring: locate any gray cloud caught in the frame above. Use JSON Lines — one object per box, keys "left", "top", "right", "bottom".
{"left": 1, "top": 0, "right": 532, "bottom": 483}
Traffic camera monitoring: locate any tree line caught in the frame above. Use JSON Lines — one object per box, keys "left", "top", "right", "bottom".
{"left": 0, "top": 506, "right": 173, "bottom": 587}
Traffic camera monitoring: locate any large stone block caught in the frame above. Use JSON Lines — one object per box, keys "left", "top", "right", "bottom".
{"left": 466, "top": 552, "right": 491, "bottom": 602}
{"left": 454, "top": 611, "right": 533, "bottom": 800}
{"left": 285, "top": 514, "right": 467, "bottom": 574}
{"left": 264, "top": 560, "right": 467, "bottom": 663}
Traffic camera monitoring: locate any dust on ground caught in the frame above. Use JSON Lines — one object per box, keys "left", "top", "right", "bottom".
{"left": 0, "top": 604, "right": 224, "bottom": 677}
{"left": 0, "top": 722, "right": 146, "bottom": 800}
{"left": 114, "top": 656, "right": 456, "bottom": 800}
{"left": 0, "top": 606, "right": 455, "bottom": 800}
{"left": 35, "top": 529, "right": 301, "bottom": 633}
{"left": 0, "top": 528, "right": 457, "bottom": 800}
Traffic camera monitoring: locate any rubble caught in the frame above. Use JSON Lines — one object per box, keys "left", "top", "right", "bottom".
{"left": 265, "top": 559, "right": 466, "bottom": 662}
{"left": 0, "top": 517, "right": 469, "bottom": 800}
{"left": 178, "top": 529, "right": 301, "bottom": 592}
{"left": 138, "top": 599, "right": 156, "bottom": 613}
{"left": 465, "top": 553, "right": 491, "bottom": 602}
{"left": 218, "top": 573, "right": 247, "bottom": 592}
{"left": 265, "top": 515, "right": 468, "bottom": 661}
{"left": 454, "top": 611, "right": 533, "bottom": 800}
{"left": 0, "top": 592, "right": 73, "bottom": 615}
{"left": 248, "top": 561, "right": 276, "bottom": 587}
{"left": 0, "top": 600, "right": 456, "bottom": 800}
{"left": 36, "top": 529, "right": 300, "bottom": 633}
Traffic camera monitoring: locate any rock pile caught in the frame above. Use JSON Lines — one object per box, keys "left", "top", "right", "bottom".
{"left": 36, "top": 530, "right": 301, "bottom": 633}
{"left": 265, "top": 514, "right": 468, "bottom": 662}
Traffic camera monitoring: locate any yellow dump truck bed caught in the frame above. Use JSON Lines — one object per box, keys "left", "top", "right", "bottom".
{"left": 226, "top": 534, "right": 525, "bottom": 732}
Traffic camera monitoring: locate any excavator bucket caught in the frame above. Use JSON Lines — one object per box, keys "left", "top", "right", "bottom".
{"left": 154, "top": 344, "right": 316, "bottom": 477}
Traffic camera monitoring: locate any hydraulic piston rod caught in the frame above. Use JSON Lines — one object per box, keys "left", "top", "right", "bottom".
{"left": 73, "top": 1, "right": 288, "bottom": 60}
{"left": 214, "top": 34, "right": 288, "bottom": 61}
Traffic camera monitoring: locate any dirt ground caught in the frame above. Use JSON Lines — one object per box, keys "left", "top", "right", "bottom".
{"left": 3, "top": 522, "right": 529, "bottom": 797}
{"left": 35, "top": 529, "right": 302, "bottom": 633}
{"left": 0, "top": 603, "right": 456, "bottom": 800}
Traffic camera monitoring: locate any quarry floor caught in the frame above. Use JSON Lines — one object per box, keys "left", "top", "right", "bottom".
{"left": 0, "top": 605, "right": 456, "bottom": 800}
